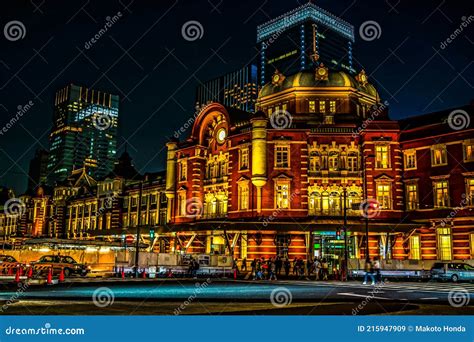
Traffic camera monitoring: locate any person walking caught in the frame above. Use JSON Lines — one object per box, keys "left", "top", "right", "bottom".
{"left": 306, "top": 258, "right": 313, "bottom": 276}
{"left": 251, "top": 258, "right": 257, "bottom": 280}
{"left": 284, "top": 258, "right": 290, "bottom": 277}
{"left": 321, "top": 259, "right": 329, "bottom": 280}
{"left": 363, "top": 258, "right": 375, "bottom": 285}
{"left": 292, "top": 257, "right": 298, "bottom": 275}
{"left": 373, "top": 257, "right": 381, "bottom": 283}
{"left": 241, "top": 258, "right": 247, "bottom": 271}
{"left": 269, "top": 258, "right": 277, "bottom": 280}
{"left": 275, "top": 256, "right": 282, "bottom": 276}
{"left": 313, "top": 258, "right": 321, "bottom": 281}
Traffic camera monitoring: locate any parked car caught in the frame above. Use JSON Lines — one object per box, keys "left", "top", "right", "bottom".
{"left": 430, "top": 262, "right": 474, "bottom": 282}
{"left": 0, "top": 255, "right": 25, "bottom": 274}
{"left": 31, "top": 255, "right": 89, "bottom": 277}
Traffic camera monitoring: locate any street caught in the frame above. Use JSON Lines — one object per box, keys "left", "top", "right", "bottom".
{"left": 0, "top": 279, "right": 472, "bottom": 315}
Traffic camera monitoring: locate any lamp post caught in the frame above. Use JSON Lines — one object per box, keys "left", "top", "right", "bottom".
{"left": 342, "top": 187, "right": 348, "bottom": 281}
{"left": 134, "top": 181, "right": 143, "bottom": 278}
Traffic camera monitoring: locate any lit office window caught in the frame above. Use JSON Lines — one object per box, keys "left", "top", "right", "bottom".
{"left": 433, "top": 180, "right": 449, "bottom": 207}
{"left": 238, "top": 184, "right": 249, "bottom": 210}
{"left": 275, "top": 145, "right": 289, "bottom": 168}
{"left": 319, "top": 101, "right": 326, "bottom": 113}
{"left": 276, "top": 183, "right": 290, "bottom": 209}
{"left": 464, "top": 140, "right": 474, "bottom": 162}
{"left": 406, "top": 183, "right": 418, "bottom": 210}
{"left": 404, "top": 150, "right": 417, "bottom": 170}
{"left": 409, "top": 235, "right": 421, "bottom": 260}
{"left": 239, "top": 148, "right": 249, "bottom": 170}
{"left": 375, "top": 145, "right": 390, "bottom": 169}
{"left": 376, "top": 184, "right": 391, "bottom": 209}
{"left": 431, "top": 145, "right": 447, "bottom": 166}
{"left": 309, "top": 100, "right": 316, "bottom": 113}
{"left": 467, "top": 179, "right": 474, "bottom": 205}
{"left": 437, "top": 227, "right": 452, "bottom": 261}
{"left": 329, "top": 100, "right": 336, "bottom": 113}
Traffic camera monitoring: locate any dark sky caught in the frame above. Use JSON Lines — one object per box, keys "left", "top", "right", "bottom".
{"left": 1, "top": 0, "right": 473, "bottom": 193}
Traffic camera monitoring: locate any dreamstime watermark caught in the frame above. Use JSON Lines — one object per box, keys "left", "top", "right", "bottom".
{"left": 92, "top": 287, "right": 115, "bottom": 308}
{"left": 0, "top": 101, "right": 35, "bottom": 136}
{"left": 3, "top": 198, "right": 27, "bottom": 218}
{"left": 440, "top": 193, "right": 472, "bottom": 227}
{"left": 359, "top": 20, "right": 382, "bottom": 41}
{"left": 173, "top": 110, "right": 200, "bottom": 139}
{"left": 96, "top": 193, "right": 118, "bottom": 218}
{"left": 352, "top": 280, "right": 387, "bottom": 315}
{"left": 5, "top": 323, "right": 85, "bottom": 336}
{"left": 174, "top": 279, "right": 212, "bottom": 315}
{"left": 1, "top": 281, "right": 31, "bottom": 313}
{"left": 3, "top": 20, "right": 26, "bottom": 41}
{"left": 269, "top": 109, "right": 293, "bottom": 130}
{"left": 185, "top": 197, "right": 204, "bottom": 218}
{"left": 447, "top": 109, "right": 470, "bottom": 131}
{"left": 352, "top": 100, "right": 389, "bottom": 138}
{"left": 359, "top": 198, "right": 381, "bottom": 219}
{"left": 440, "top": 16, "right": 474, "bottom": 50}
{"left": 92, "top": 112, "right": 113, "bottom": 131}
{"left": 270, "top": 287, "right": 293, "bottom": 308}
{"left": 84, "top": 12, "right": 123, "bottom": 50}
{"left": 260, "top": 17, "right": 288, "bottom": 50}
{"left": 448, "top": 288, "right": 470, "bottom": 307}
{"left": 181, "top": 21, "right": 204, "bottom": 41}
{"left": 262, "top": 190, "right": 300, "bottom": 227}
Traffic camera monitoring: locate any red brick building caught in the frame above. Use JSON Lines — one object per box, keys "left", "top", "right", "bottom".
{"left": 164, "top": 66, "right": 474, "bottom": 268}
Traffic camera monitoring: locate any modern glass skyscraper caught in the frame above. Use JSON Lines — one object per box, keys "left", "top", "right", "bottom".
{"left": 195, "top": 64, "right": 258, "bottom": 112}
{"left": 46, "top": 84, "right": 119, "bottom": 185}
{"left": 257, "top": 2, "right": 355, "bottom": 85}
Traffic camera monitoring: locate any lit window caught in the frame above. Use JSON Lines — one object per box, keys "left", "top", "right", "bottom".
{"left": 276, "top": 182, "right": 290, "bottom": 209}
{"left": 431, "top": 145, "right": 447, "bottom": 166}
{"left": 238, "top": 184, "right": 249, "bottom": 210}
{"left": 275, "top": 145, "right": 289, "bottom": 168}
{"left": 375, "top": 145, "right": 390, "bottom": 169}
{"left": 308, "top": 191, "right": 320, "bottom": 215}
{"left": 404, "top": 150, "right": 417, "bottom": 170}
{"left": 150, "top": 194, "right": 157, "bottom": 205}
{"left": 268, "top": 108, "right": 273, "bottom": 115}
{"left": 464, "top": 140, "right": 474, "bottom": 162}
{"left": 178, "top": 193, "right": 186, "bottom": 216}
{"left": 275, "top": 105, "right": 280, "bottom": 113}
{"left": 347, "top": 153, "right": 358, "bottom": 171}
{"left": 328, "top": 152, "right": 339, "bottom": 171}
{"left": 406, "top": 183, "right": 418, "bottom": 210}
{"left": 433, "top": 180, "right": 449, "bottom": 207}
{"left": 409, "top": 235, "right": 421, "bottom": 260}
{"left": 179, "top": 161, "right": 187, "bottom": 181}
{"left": 239, "top": 148, "right": 249, "bottom": 170}
{"left": 131, "top": 197, "right": 138, "bottom": 207}
{"left": 329, "top": 100, "right": 336, "bottom": 113}
{"left": 309, "top": 153, "right": 321, "bottom": 171}
{"left": 282, "top": 103, "right": 288, "bottom": 112}
{"left": 309, "top": 100, "right": 316, "bottom": 113}
{"left": 470, "top": 233, "right": 474, "bottom": 258}
{"left": 437, "top": 227, "right": 452, "bottom": 261}
{"left": 319, "top": 101, "right": 326, "bottom": 113}
{"left": 466, "top": 179, "right": 474, "bottom": 205}
{"left": 376, "top": 184, "right": 391, "bottom": 209}
{"left": 323, "top": 115, "right": 334, "bottom": 124}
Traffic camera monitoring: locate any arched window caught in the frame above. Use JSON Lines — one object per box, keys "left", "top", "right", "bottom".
{"left": 309, "top": 152, "right": 321, "bottom": 172}
{"left": 309, "top": 191, "right": 321, "bottom": 215}
{"left": 329, "top": 191, "right": 341, "bottom": 214}
{"left": 328, "top": 151, "right": 339, "bottom": 171}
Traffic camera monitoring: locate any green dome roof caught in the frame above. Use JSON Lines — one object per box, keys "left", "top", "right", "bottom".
{"left": 259, "top": 69, "right": 379, "bottom": 98}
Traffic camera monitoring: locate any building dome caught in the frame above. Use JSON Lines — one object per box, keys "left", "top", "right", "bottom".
{"left": 259, "top": 68, "right": 379, "bottom": 99}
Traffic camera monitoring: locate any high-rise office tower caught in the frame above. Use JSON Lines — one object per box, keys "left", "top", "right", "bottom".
{"left": 195, "top": 64, "right": 258, "bottom": 112}
{"left": 46, "top": 84, "right": 119, "bottom": 185}
{"left": 257, "top": 2, "right": 355, "bottom": 85}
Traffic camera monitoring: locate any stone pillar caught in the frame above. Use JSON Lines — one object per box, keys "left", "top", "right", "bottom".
{"left": 251, "top": 114, "right": 268, "bottom": 214}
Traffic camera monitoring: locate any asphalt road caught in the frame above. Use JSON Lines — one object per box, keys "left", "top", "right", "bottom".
{"left": 0, "top": 279, "right": 472, "bottom": 315}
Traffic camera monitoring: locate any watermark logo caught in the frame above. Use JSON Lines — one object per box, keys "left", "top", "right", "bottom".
{"left": 359, "top": 199, "right": 381, "bottom": 219}
{"left": 359, "top": 21, "right": 382, "bottom": 41}
{"left": 448, "top": 288, "right": 470, "bottom": 307}
{"left": 181, "top": 21, "right": 204, "bottom": 41}
{"left": 440, "top": 16, "right": 474, "bottom": 50}
{"left": 4, "top": 21, "right": 26, "bottom": 41}
{"left": 92, "top": 112, "right": 113, "bottom": 131}
{"left": 174, "top": 279, "right": 212, "bottom": 315}
{"left": 4, "top": 198, "right": 26, "bottom": 218}
{"left": 270, "top": 287, "right": 292, "bottom": 307}
{"left": 269, "top": 109, "right": 292, "bottom": 130}
{"left": 92, "top": 287, "right": 115, "bottom": 308}
{"left": 447, "top": 109, "right": 470, "bottom": 131}
{"left": 84, "top": 12, "right": 123, "bottom": 50}
{"left": 0, "top": 100, "right": 35, "bottom": 137}
{"left": 185, "top": 197, "right": 203, "bottom": 218}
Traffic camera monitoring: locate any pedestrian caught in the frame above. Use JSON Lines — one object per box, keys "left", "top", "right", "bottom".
{"left": 188, "top": 258, "right": 195, "bottom": 277}
{"left": 256, "top": 259, "right": 264, "bottom": 280}
{"left": 306, "top": 258, "right": 313, "bottom": 276}
{"left": 284, "top": 258, "right": 290, "bottom": 277}
{"left": 363, "top": 258, "right": 375, "bottom": 285}
{"left": 373, "top": 257, "right": 381, "bottom": 283}
{"left": 313, "top": 258, "right": 321, "bottom": 281}
{"left": 251, "top": 258, "right": 257, "bottom": 279}
{"left": 269, "top": 258, "right": 277, "bottom": 281}
{"left": 298, "top": 258, "right": 305, "bottom": 276}
{"left": 241, "top": 258, "right": 247, "bottom": 271}
{"left": 275, "top": 256, "right": 282, "bottom": 276}
{"left": 292, "top": 257, "right": 298, "bottom": 275}
{"left": 321, "top": 259, "right": 329, "bottom": 280}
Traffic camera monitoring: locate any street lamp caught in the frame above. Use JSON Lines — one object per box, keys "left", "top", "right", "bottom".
{"left": 134, "top": 181, "right": 144, "bottom": 278}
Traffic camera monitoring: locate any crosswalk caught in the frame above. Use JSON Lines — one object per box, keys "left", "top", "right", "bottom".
{"left": 277, "top": 280, "right": 474, "bottom": 294}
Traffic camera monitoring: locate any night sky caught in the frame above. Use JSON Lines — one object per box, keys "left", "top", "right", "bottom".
{"left": 0, "top": 0, "right": 473, "bottom": 193}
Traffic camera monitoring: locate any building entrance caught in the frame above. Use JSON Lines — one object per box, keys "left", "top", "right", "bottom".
{"left": 313, "top": 231, "right": 353, "bottom": 274}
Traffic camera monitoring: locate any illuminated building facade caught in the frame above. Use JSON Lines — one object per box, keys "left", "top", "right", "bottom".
{"left": 46, "top": 84, "right": 119, "bottom": 185}
{"left": 164, "top": 64, "right": 474, "bottom": 266}
{"left": 257, "top": 2, "right": 355, "bottom": 85}
{"left": 195, "top": 64, "right": 258, "bottom": 112}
